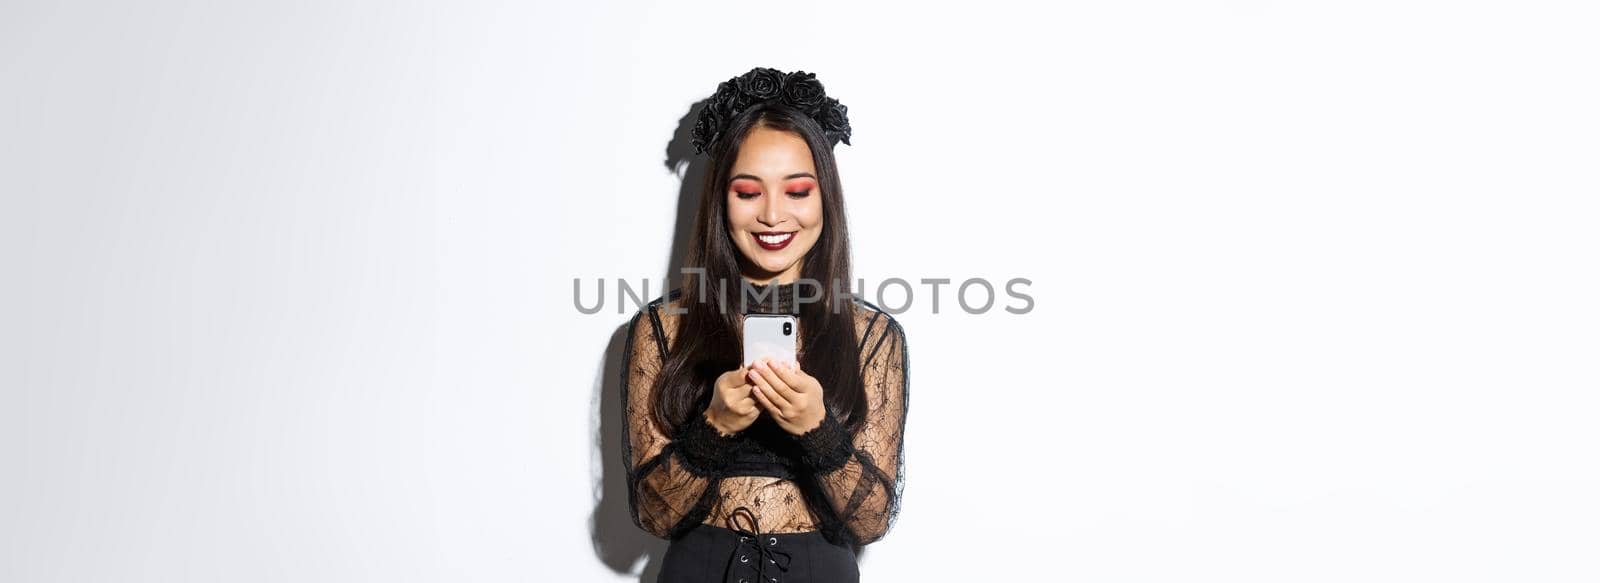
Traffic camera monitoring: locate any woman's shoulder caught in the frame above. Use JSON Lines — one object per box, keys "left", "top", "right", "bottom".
{"left": 847, "top": 297, "right": 907, "bottom": 381}
{"left": 629, "top": 288, "right": 686, "bottom": 340}
{"left": 849, "top": 296, "right": 905, "bottom": 342}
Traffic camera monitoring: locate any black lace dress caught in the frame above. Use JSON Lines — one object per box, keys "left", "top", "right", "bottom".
{"left": 620, "top": 282, "right": 909, "bottom": 583}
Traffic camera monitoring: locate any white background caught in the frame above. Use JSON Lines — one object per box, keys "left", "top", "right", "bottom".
{"left": 4, "top": 1, "right": 1598, "bottom": 581}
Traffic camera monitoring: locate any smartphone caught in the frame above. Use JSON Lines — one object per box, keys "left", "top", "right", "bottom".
{"left": 742, "top": 314, "right": 797, "bottom": 368}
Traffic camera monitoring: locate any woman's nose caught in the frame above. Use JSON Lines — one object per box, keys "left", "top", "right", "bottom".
{"left": 759, "top": 192, "right": 783, "bottom": 225}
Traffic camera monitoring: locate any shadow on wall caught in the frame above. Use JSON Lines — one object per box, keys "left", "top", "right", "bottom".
{"left": 586, "top": 98, "right": 708, "bottom": 583}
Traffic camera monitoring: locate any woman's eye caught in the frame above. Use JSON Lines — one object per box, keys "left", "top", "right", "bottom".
{"left": 785, "top": 190, "right": 810, "bottom": 198}
{"left": 735, "top": 191, "right": 760, "bottom": 199}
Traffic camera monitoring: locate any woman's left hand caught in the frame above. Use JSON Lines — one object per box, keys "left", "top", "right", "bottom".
{"left": 747, "top": 357, "right": 826, "bottom": 436}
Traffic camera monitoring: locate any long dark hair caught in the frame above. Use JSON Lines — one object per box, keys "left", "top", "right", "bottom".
{"left": 653, "top": 101, "right": 867, "bottom": 438}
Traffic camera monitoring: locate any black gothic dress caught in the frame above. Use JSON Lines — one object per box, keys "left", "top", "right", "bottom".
{"left": 620, "top": 282, "right": 909, "bottom": 583}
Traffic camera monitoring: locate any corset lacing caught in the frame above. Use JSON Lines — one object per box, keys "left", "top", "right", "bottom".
{"left": 723, "top": 505, "right": 792, "bottom": 583}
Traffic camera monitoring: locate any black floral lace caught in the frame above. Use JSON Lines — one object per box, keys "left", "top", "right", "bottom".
{"left": 620, "top": 282, "right": 909, "bottom": 547}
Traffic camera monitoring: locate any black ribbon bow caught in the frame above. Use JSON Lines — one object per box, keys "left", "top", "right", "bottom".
{"left": 725, "top": 506, "right": 793, "bottom": 583}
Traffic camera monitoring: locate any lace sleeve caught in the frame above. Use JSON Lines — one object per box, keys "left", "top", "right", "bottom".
{"left": 621, "top": 303, "right": 744, "bottom": 539}
{"left": 793, "top": 313, "right": 909, "bottom": 546}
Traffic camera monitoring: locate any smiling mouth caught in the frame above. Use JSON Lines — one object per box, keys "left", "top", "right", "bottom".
{"left": 753, "top": 231, "right": 795, "bottom": 251}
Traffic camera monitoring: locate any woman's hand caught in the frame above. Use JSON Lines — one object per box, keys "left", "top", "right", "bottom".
{"left": 747, "top": 358, "right": 826, "bottom": 436}
{"left": 706, "top": 366, "right": 759, "bottom": 437}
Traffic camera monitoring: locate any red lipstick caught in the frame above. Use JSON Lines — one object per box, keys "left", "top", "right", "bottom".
{"left": 753, "top": 231, "right": 796, "bottom": 251}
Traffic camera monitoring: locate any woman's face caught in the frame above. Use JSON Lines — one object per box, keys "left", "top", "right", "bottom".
{"left": 725, "top": 125, "right": 824, "bottom": 284}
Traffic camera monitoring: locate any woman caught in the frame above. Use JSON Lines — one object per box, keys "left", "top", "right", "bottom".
{"left": 621, "top": 68, "right": 909, "bottom": 583}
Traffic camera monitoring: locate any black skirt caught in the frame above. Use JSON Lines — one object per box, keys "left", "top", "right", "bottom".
{"left": 658, "top": 507, "right": 859, "bottom": 583}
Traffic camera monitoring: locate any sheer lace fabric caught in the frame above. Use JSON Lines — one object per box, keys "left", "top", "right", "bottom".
{"left": 620, "top": 283, "right": 908, "bottom": 547}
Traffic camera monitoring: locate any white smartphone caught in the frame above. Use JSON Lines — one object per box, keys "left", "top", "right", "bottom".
{"left": 742, "top": 314, "right": 797, "bottom": 368}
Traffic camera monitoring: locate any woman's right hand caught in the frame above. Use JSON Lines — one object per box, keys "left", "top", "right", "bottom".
{"left": 705, "top": 365, "right": 759, "bottom": 437}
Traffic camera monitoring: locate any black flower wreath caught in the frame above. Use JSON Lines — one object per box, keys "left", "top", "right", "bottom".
{"left": 691, "top": 67, "right": 853, "bottom": 155}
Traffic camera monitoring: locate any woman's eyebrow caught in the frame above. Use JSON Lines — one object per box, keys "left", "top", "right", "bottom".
{"left": 730, "top": 172, "right": 816, "bottom": 183}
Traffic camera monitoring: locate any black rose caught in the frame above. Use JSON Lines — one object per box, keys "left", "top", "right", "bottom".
{"left": 704, "top": 84, "right": 738, "bottom": 119}
{"left": 781, "top": 71, "right": 825, "bottom": 110}
{"left": 691, "top": 104, "right": 723, "bottom": 154}
{"left": 735, "top": 67, "right": 784, "bottom": 101}
{"left": 817, "top": 98, "right": 852, "bottom": 145}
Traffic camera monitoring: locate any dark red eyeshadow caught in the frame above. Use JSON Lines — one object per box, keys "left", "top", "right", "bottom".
{"left": 731, "top": 179, "right": 761, "bottom": 195}
{"left": 784, "top": 178, "right": 816, "bottom": 191}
